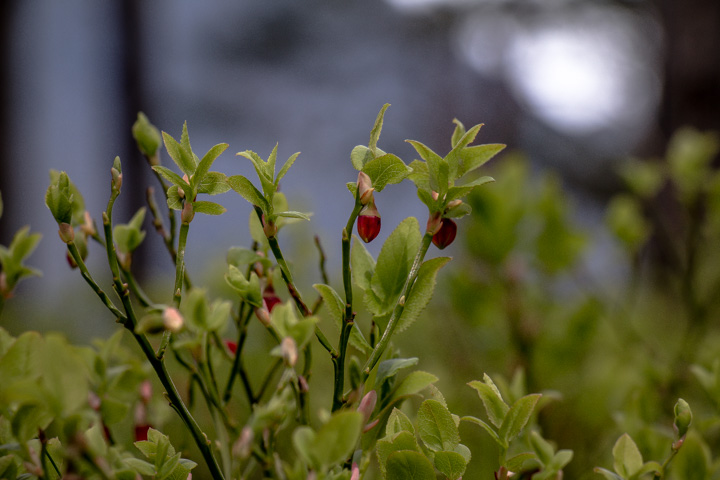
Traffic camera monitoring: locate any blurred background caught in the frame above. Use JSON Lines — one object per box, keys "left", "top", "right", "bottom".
{"left": 1, "top": 1, "right": 720, "bottom": 477}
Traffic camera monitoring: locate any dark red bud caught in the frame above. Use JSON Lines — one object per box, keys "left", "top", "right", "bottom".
{"left": 357, "top": 215, "right": 381, "bottom": 243}
{"left": 225, "top": 339, "right": 238, "bottom": 355}
{"left": 134, "top": 424, "right": 151, "bottom": 442}
{"left": 432, "top": 219, "right": 457, "bottom": 249}
{"left": 263, "top": 286, "right": 282, "bottom": 312}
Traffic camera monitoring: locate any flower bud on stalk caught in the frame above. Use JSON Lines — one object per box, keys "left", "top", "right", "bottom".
{"left": 357, "top": 171, "right": 375, "bottom": 206}
{"left": 281, "top": 336, "right": 298, "bottom": 367}
{"left": 262, "top": 213, "right": 278, "bottom": 238}
{"left": 181, "top": 201, "right": 194, "bottom": 224}
{"left": 80, "top": 211, "right": 96, "bottom": 237}
{"left": 673, "top": 398, "right": 692, "bottom": 441}
{"left": 263, "top": 284, "right": 282, "bottom": 312}
{"left": 58, "top": 222, "right": 75, "bottom": 244}
{"left": 357, "top": 197, "right": 381, "bottom": 243}
{"left": 162, "top": 307, "right": 184, "bottom": 332}
{"left": 111, "top": 166, "right": 122, "bottom": 192}
{"left": 255, "top": 306, "right": 271, "bottom": 327}
{"left": 432, "top": 218, "right": 457, "bottom": 249}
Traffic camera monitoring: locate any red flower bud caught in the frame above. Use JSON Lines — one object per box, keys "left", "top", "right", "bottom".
{"left": 134, "top": 424, "right": 151, "bottom": 442}
{"left": 225, "top": 339, "right": 238, "bottom": 355}
{"left": 431, "top": 218, "right": 457, "bottom": 249}
{"left": 263, "top": 285, "right": 281, "bottom": 312}
{"left": 357, "top": 199, "right": 381, "bottom": 243}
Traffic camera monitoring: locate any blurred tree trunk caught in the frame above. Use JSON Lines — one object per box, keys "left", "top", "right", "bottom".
{"left": 657, "top": 0, "right": 720, "bottom": 136}
{"left": 0, "top": 1, "right": 18, "bottom": 243}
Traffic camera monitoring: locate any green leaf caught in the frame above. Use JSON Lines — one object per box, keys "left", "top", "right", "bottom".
{"left": 505, "top": 452, "right": 539, "bottom": 474}
{"left": 450, "top": 119, "right": 466, "bottom": 148}
{"left": 530, "top": 431, "right": 555, "bottom": 466}
{"left": 376, "top": 430, "right": 420, "bottom": 476}
{"left": 351, "top": 145, "right": 374, "bottom": 171}
{"left": 385, "top": 450, "right": 436, "bottom": 480}
{"left": 593, "top": 467, "right": 623, "bottom": 480}
{"left": 192, "top": 201, "right": 227, "bottom": 216}
{"left": 0, "top": 332, "right": 42, "bottom": 396}
{"left": 237, "top": 150, "right": 275, "bottom": 197}
{"left": 417, "top": 399, "right": 460, "bottom": 452}
{"left": 275, "top": 210, "right": 312, "bottom": 221}
{"left": 132, "top": 112, "right": 161, "bottom": 157}
{"left": 408, "top": 160, "right": 432, "bottom": 193}
{"left": 361, "top": 154, "right": 410, "bottom": 192}
{"left": 612, "top": 434, "right": 643, "bottom": 478}
{"left": 393, "top": 370, "right": 438, "bottom": 399}
{"left": 166, "top": 185, "right": 183, "bottom": 210}
{"left": 313, "top": 284, "right": 345, "bottom": 328}
{"left": 227, "top": 247, "right": 271, "bottom": 269}
{"left": 270, "top": 302, "right": 318, "bottom": 350}
{"left": 499, "top": 393, "right": 541, "bottom": 444}
{"left": 395, "top": 256, "right": 450, "bottom": 333}
{"left": 228, "top": 175, "right": 268, "bottom": 209}
{"left": 456, "top": 143, "right": 506, "bottom": 178}
{"left": 162, "top": 130, "right": 195, "bottom": 176}
{"left": 467, "top": 375, "right": 509, "bottom": 428}
{"left": 460, "top": 416, "right": 502, "bottom": 446}
{"left": 434, "top": 450, "right": 467, "bottom": 480}
{"left": 124, "top": 458, "right": 157, "bottom": 476}
{"left": 11, "top": 404, "right": 54, "bottom": 442}
{"left": 375, "top": 357, "right": 419, "bottom": 388}
{"left": 369, "top": 104, "right": 391, "bottom": 155}
{"left": 153, "top": 166, "right": 193, "bottom": 199}
{"left": 114, "top": 208, "right": 146, "bottom": 254}
{"left": 197, "top": 171, "right": 231, "bottom": 195}
{"left": 192, "top": 143, "right": 229, "bottom": 190}
{"left": 315, "top": 411, "right": 364, "bottom": 468}
{"left": 386, "top": 408, "right": 416, "bottom": 436}
{"left": 350, "top": 236, "right": 376, "bottom": 291}
{"left": 100, "top": 395, "right": 130, "bottom": 425}
{"left": 276, "top": 152, "right": 301, "bottom": 185}
{"left": 366, "top": 217, "right": 422, "bottom": 316}
{"left": 406, "top": 140, "right": 446, "bottom": 195}
{"left": 45, "top": 171, "right": 74, "bottom": 224}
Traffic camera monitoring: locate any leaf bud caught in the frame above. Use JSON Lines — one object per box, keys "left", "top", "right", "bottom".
{"left": 163, "top": 307, "right": 184, "bottom": 332}
{"left": 255, "top": 307, "right": 271, "bottom": 327}
{"left": 446, "top": 199, "right": 463, "bottom": 211}
{"left": 426, "top": 212, "right": 443, "bottom": 236}
{"left": 262, "top": 214, "right": 278, "bottom": 238}
{"left": 80, "top": 211, "right": 96, "bottom": 237}
{"left": 357, "top": 390, "right": 377, "bottom": 425}
{"left": 673, "top": 398, "right": 692, "bottom": 440}
{"left": 232, "top": 427, "right": 254, "bottom": 460}
{"left": 432, "top": 218, "right": 457, "bottom": 249}
{"left": 111, "top": 157, "right": 123, "bottom": 192}
{"left": 281, "top": 336, "right": 298, "bottom": 367}
{"left": 181, "top": 201, "right": 194, "bottom": 224}
{"left": 357, "top": 171, "right": 375, "bottom": 206}
{"left": 58, "top": 222, "right": 75, "bottom": 244}
{"left": 132, "top": 112, "right": 162, "bottom": 159}
{"left": 357, "top": 198, "right": 381, "bottom": 243}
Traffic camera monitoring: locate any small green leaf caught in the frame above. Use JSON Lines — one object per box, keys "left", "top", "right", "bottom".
{"left": 228, "top": 175, "right": 268, "bottom": 209}
{"left": 197, "top": 171, "right": 231, "bottom": 195}
{"left": 275, "top": 210, "right": 312, "bottom": 221}
{"left": 385, "top": 450, "right": 436, "bottom": 480}
{"left": 361, "top": 154, "right": 410, "bottom": 192}
{"left": 313, "top": 284, "right": 345, "bottom": 328}
{"left": 314, "top": 411, "right": 364, "bottom": 468}
{"left": 351, "top": 145, "right": 374, "bottom": 171}
{"left": 386, "top": 408, "right": 416, "bottom": 436}
{"left": 505, "top": 452, "right": 539, "bottom": 474}
{"left": 166, "top": 185, "right": 183, "bottom": 210}
{"left": 276, "top": 152, "right": 301, "bottom": 185}
{"left": 192, "top": 201, "right": 226, "bottom": 216}
{"left": 593, "top": 467, "right": 623, "bottom": 480}
{"left": 369, "top": 104, "right": 391, "bottom": 155}
{"left": 499, "top": 393, "right": 541, "bottom": 444}
{"left": 162, "top": 130, "right": 195, "bottom": 176}
{"left": 456, "top": 143, "right": 506, "bottom": 178}
{"left": 530, "top": 431, "right": 555, "bottom": 466}
{"left": 393, "top": 370, "right": 439, "bottom": 399}
{"left": 192, "top": 143, "right": 229, "bottom": 189}
{"left": 612, "top": 433, "right": 643, "bottom": 478}
{"left": 406, "top": 140, "right": 446, "bottom": 194}
{"left": 375, "top": 357, "right": 419, "bottom": 388}
{"left": 417, "top": 399, "right": 460, "bottom": 452}
{"left": 434, "top": 451, "right": 467, "bottom": 480}
{"left": 153, "top": 166, "right": 193, "bottom": 199}
{"left": 467, "top": 375, "right": 510, "bottom": 428}
{"left": 366, "top": 217, "right": 422, "bottom": 316}
{"left": 45, "top": 171, "right": 74, "bottom": 225}
{"left": 124, "top": 457, "right": 157, "bottom": 476}
{"left": 395, "top": 256, "right": 450, "bottom": 333}
{"left": 450, "top": 119, "right": 466, "bottom": 148}
{"left": 460, "top": 415, "right": 502, "bottom": 446}
{"left": 376, "top": 430, "right": 420, "bottom": 476}
{"left": 114, "top": 208, "right": 146, "bottom": 254}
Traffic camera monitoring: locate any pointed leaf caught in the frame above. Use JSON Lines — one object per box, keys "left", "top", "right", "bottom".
{"left": 407, "top": 140, "right": 445, "bottom": 194}
{"left": 376, "top": 357, "right": 419, "bottom": 388}
{"left": 393, "top": 370, "right": 438, "bottom": 399}
{"left": 313, "top": 284, "right": 345, "bottom": 329}
{"left": 351, "top": 145, "right": 374, "bottom": 171}
{"left": 228, "top": 175, "right": 268, "bottom": 209}
{"left": 192, "top": 201, "right": 227, "bottom": 216}
{"left": 193, "top": 144, "right": 229, "bottom": 189}
{"left": 460, "top": 416, "right": 502, "bottom": 446}
{"left": 197, "top": 171, "right": 231, "bottom": 195}
{"left": 450, "top": 119, "right": 466, "bottom": 148}
{"left": 417, "top": 399, "right": 460, "bottom": 452}
{"left": 456, "top": 143, "right": 506, "bottom": 177}
{"left": 468, "top": 376, "right": 509, "bottom": 428}
{"left": 153, "top": 166, "right": 192, "bottom": 199}
{"left": 369, "top": 104, "right": 390, "bottom": 155}
{"left": 505, "top": 452, "right": 539, "bottom": 474}
{"left": 612, "top": 434, "right": 643, "bottom": 478}
{"left": 276, "top": 152, "right": 301, "bottom": 185}
{"left": 361, "top": 153, "right": 410, "bottom": 192}
{"left": 499, "top": 394, "right": 541, "bottom": 444}
{"left": 395, "top": 256, "right": 450, "bottom": 333}
{"left": 275, "top": 211, "right": 312, "bottom": 221}
{"left": 376, "top": 431, "right": 420, "bottom": 476}
{"left": 386, "top": 408, "right": 416, "bottom": 437}
{"left": 162, "top": 131, "right": 195, "bottom": 175}
{"left": 593, "top": 467, "right": 624, "bottom": 480}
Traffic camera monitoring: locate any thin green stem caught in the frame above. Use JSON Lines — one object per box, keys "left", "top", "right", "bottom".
{"left": 332, "top": 201, "right": 363, "bottom": 411}
{"left": 66, "top": 242, "right": 126, "bottom": 321}
{"left": 362, "top": 232, "right": 433, "bottom": 377}
{"left": 174, "top": 222, "right": 190, "bottom": 308}
{"left": 223, "top": 308, "right": 255, "bottom": 404}
{"left": 120, "top": 266, "right": 153, "bottom": 308}
{"left": 146, "top": 186, "right": 192, "bottom": 289}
